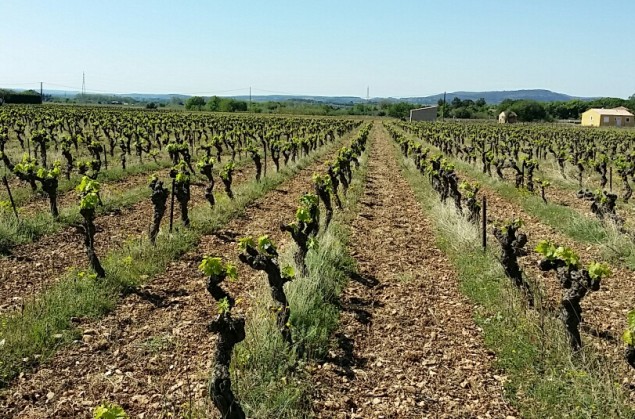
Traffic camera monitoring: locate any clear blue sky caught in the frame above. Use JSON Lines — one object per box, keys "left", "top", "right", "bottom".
{"left": 1, "top": 0, "right": 634, "bottom": 98}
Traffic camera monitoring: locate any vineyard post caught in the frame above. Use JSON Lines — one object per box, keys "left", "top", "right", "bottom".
{"left": 262, "top": 132, "right": 267, "bottom": 177}
{"left": 482, "top": 195, "right": 487, "bottom": 250}
{"left": 609, "top": 166, "right": 612, "bottom": 191}
{"left": 2, "top": 175, "right": 19, "bottom": 221}
{"left": 169, "top": 178, "right": 175, "bottom": 233}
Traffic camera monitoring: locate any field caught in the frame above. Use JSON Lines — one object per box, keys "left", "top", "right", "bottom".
{"left": 0, "top": 105, "right": 634, "bottom": 418}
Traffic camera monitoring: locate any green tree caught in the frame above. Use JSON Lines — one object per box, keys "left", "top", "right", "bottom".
{"left": 185, "top": 96, "right": 206, "bottom": 110}
{"left": 509, "top": 100, "right": 548, "bottom": 122}
{"left": 453, "top": 107, "right": 472, "bottom": 119}
{"left": 207, "top": 95, "right": 222, "bottom": 111}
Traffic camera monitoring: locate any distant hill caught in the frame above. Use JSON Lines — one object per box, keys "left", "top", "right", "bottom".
{"left": 231, "top": 95, "right": 365, "bottom": 104}
{"left": 401, "top": 89, "right": 595, "bottom": 105}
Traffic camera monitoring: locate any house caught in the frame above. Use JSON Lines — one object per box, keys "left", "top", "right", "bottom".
{"left": 498, "top": 111, "right": 518, "bottom": 124}
{"left": 581, "top": 108, "right": 634, "bottom": 127}
{"left": 409, "top": 106, "right": 438, "bottom": 122}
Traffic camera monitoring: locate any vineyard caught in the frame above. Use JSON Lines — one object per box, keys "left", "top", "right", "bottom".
{"left": 0, "top": 105, "right": 634, "bottom": 418}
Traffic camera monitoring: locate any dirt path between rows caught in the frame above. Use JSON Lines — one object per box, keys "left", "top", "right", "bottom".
{"left": 312, "top": 125, "right": 514, "bottom": 418}
{"left": 0, "top": 133, "right": 347, "bottom": 418}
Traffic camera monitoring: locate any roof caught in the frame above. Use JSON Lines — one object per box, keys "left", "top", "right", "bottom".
{"left": 584, "top": 108, "right": 634, "bottom": 116}
{"left": 410, "top": 106, "right": 438, "bottom": 112}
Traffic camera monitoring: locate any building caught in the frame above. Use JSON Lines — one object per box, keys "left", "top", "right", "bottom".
{"left": 409, "top": 106, "right": 438, "bottom": 122}
{"left": 581, "top": 108, "right": 634, "bottom": 127}
{"left": 498, "top": 111, "right": 518, "bottom": 124}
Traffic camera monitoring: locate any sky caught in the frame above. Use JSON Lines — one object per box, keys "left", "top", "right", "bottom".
{"left": 1, "top": 0, "right": 634, "bottom": 99}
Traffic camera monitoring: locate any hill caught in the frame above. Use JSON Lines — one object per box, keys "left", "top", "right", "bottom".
{"left": 401, "top": 89, "right": 594, "bottom": 105}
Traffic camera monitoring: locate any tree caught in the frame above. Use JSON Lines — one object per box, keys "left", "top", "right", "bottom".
{"left": 453, "top": 107, "right": 472, "bottom": 119}
{"left": 207, "top": 96, "right": 222, "bottom": 111}
{"left": 502, "top": 100, "right": 548, "bottom": 122}
{"left": 185, "top": 96, "right": 206, "bottom": 110}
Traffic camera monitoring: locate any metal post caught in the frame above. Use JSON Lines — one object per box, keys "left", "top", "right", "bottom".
{"left": 2, "top": 175, "right": 19, "bottom": 221}
{"left": 169, "top": 178, "right": 175, "bottom": 233}
{"left": 482, "top": 196, "right": 487, "bottom": 250}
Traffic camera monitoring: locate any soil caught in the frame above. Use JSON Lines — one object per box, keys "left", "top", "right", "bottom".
{"left": 0, "top": 135, "right": 344, "bottom": 418}
{"left": 311, "top": 125, "right": 515, "bottom": 418}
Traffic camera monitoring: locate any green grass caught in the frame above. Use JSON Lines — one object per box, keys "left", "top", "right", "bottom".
{"left": 229, "top": 132, "right": 370, "bottom": 418}
{"left": 393, "top": 137, "right": 634, "bottom": 418}
{"left": 0, "top": 132, "right": 351, "bottom": 388}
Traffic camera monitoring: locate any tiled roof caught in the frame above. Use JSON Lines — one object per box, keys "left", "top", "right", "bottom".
{"left": 586, "top": 108, "right": 634, "bottom": 116}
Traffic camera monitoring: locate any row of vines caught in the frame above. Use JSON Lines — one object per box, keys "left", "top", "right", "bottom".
{"left": 385, "top": 122, "right": 634, "bottom": 373}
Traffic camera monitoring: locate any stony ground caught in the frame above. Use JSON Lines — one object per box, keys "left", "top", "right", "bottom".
{"left": 311, "top": 125, "right": 515, "bottom": 418}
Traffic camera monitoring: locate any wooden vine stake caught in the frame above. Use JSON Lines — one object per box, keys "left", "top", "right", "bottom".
{"left": 2, "top": 175, "right": 19, "bottom": 221}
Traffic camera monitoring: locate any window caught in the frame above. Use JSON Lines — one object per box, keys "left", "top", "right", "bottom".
{"left": 604, "top": 116, "right": 610, "bottom": 123}
{"left": 627, "top": 118, "right": 631, "bottom": 122}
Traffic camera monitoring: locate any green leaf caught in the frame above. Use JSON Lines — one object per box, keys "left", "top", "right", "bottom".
{"left": 238, "top": 236, "right": 255, "bottom": 252}
{"left": 296, "top": 207, "right": 312, "bottom": 223}
{"left": 623, "top": 330, "right": 634, "bottom": 346}
{"left": 587, "top": 262, "right": 611, "bottom": 281}
{"left": 199, "top": 256, "right": 224, "bottom": 277}
{"left": 80, "top": 192, "right": 100, "bottom": 210}
{"left": 93, "top": 402, "right": 129, "bottom": 419}
{"left": 77, "top": 176, "right": 100, "bottom": 194}
{"left": 216, "top": 297, "right": 231, "bottom": 314}
{"left": 257, "top": 235, "right": 276, "bottom": 254}
{"left": 554, "top": 246, "right": 580, "bottom": 268}
{"left": 535, "top": 240, "right": 556, "bottom": 258}
{"left": 281, "top": 265, "right": 295, "bottom": 280}
{"left": 300, "top": 193, "right": 319, "bottom": 208}
{"left": 226, "top": 264, "right": 238, "bottom": 281}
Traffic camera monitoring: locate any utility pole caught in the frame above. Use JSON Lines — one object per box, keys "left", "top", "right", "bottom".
{"left": 249, "top": 86, "right": 252, "bottom": 108}
{"left": 441, "top": 91, "right": 447, "bottom": 121}
{"left": 82, "top": 71, "right": 86, "bottom": 99}
{"left": 366, "top": 86, "right": 369, "bottom": 101}
{"left": 40, "top": 82, "right": 43, "bottom": 103}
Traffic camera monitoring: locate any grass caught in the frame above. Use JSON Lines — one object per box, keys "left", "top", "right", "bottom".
{"left": 0, "top": 131, "right": 351, "bottom": 388}
{"left": 228, "top": 131, "right": 371, "bottom": 418}
{"left": 393, "top": 137, "right": 635, "bottom": 418}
